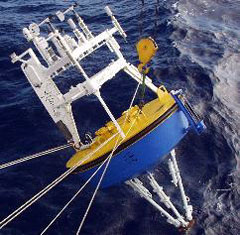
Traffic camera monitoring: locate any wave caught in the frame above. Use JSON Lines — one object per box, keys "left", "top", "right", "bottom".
{"left": 170, "top": 0, "right": 240, "bottom": 234}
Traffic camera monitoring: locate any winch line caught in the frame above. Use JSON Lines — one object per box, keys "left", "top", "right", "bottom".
{"left": 0, "top": 83, "right": 140, "bottom": 231}
{"left": 76, "top": 112, "right": 140, "bottom": 234}
{"left": 76, "top": 142, "right": 120, "bottom": 234}
{"left": 76, "top": 83, "right": 140, "bottom": 234}
{"left": 40, "top": 156, "right": 110, "bottom": 235}
{"left": 0, "top": 132, "right": 119, "bottom": 230}
{"left": 0, "top": 143, "right": 73, "bottom": 170}
{"left": 42, "top": 82, "right": 141, "bottom": 234}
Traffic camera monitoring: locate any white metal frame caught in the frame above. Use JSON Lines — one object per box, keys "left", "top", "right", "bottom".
{"left": 11, "top": 5, "right": 158, "bottom": 148}
{"left": 126, "top": 150, "right": 193, "bottom": 229}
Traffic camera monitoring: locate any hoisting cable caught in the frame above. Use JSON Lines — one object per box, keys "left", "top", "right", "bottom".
{"left": 137, "top": 0, "right": 159, "bottom": 108}
{"left": 139, "top": 70, "right": 147, "bottom": 109}
{"left": 153, "top": 0, "right": 160, "bottom": 40}
{"left": 41, "top": 83, "right": 141, "bottom": 234}
{"left": 40, "top": 156, "right": 111, "bottom": 235}
{"left": 137, "top": 0, "right": 146, "bottom": 109}
{"left": 0, "top": 143, "right": 72, "bottom": 170}
{"left": 0, "top": 83, "right": 140, "bottom": 231}
{"left": 76, "top": 83, "right": 141, "bottom": 234}
{"left": 0, "top": 132, "right": 119, "bottom": 230}
{"left": 138, "top": 0, "right": 144, "bottom": 38}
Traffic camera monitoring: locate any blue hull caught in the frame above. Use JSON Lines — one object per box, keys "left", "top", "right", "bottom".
{"left": 79, "top": 108, "right": 189, "bottom": 188}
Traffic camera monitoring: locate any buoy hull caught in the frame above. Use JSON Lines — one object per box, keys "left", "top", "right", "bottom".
{"left": 79, "top": 108, "right": 189, "bottom": 188}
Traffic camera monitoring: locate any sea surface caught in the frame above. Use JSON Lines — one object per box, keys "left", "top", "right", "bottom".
{"left": 0, "top": 0, "right": 240, "bottom": 234}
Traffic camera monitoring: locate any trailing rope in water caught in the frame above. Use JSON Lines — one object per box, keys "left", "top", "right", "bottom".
{"left": 0, "top": 143, "right": 73, "bottom": 170}
{"left": 0, "top": 83, "right": 140, "bottom": 231}
{"left": 41, "top": 83, "right": 141, "bottom": 234}
{"left": 76, "top": 83, "right": 140, "bottom": 234}
{"left": 40, "top": 156, "right": 109, "bottom": 235}
{"left": 0, "top": 133, "right": 119, "bottom": 230}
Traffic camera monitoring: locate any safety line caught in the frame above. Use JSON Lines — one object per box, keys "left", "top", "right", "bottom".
{"left": 41, "top": 83, "right": 140, "bottom": 234}
{"left": 76, "top": 83, "right": 140, "bottom": 234}
{"left": 0, "top": 83, "right": 140, "bottom": 231}
{"left": 40, "top": 156, "right": 110, "bottom": 235}
{"left": 0, "top": 143, "right": 72, "bottom": 170}
{"left": 0, "top": 133, "right": 118, "bottom": 230}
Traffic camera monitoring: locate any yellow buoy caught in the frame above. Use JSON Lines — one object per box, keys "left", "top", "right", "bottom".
{"left": 136, "top": 37, "right": 158, "bottom": 73}
{"left": 66, "top": 86, "right": 175, "bottom": 170}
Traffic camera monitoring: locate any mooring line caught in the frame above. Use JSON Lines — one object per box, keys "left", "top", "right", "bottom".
{"left": 76, "top": 83, "right": 140, "bottom": 234}
{"left": 40, "top": 156, "right": 110, "bottom": 235}
{"left": 0, "top": 143, "right": 72, "bottom": 170}
{"left": 0, "top": 83, "right": 140, "bottom": 231}
{"left": 0, "top": 133, "right": 118, "bottom": 230}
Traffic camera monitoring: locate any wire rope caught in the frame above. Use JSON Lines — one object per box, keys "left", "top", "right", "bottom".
{"left": 76, "top": 83, "right": 140, "bottom": 234}
{"left": 0, "top": 143, "right": 72, "bottom": 170}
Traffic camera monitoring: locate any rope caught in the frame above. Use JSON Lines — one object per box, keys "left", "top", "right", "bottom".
{"left": 76, "top": 115, "right": 139, "bottom": 234}
{"left": 76, "top": 83, "right": 140, "bottom": 234}
{"left": 40, "top": 82, "right": 140, "bottom": 234}
{"left": 0, "top": 143, "right": 72, "bottom": 170}
{"left": 0, "top": 133, "right": 118, "bottom": 230}
{"left": 0, "top": 83, "right": 140, "bottom": 231}
{"left": 76, "top": 146, "right": 118, "bottom": 234}
{"left": 40, "top": 156, "right": 110, "bottom": 235}
{"left": 138, "top": 0, "right": 145, "bottom": 39}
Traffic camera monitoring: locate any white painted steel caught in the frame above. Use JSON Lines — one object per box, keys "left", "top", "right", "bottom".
{"left": 147, "top": 173, "right": 188, "bottom": 227}
{"left": 126, "top": 178, "right": 181, "bottom": 228}
{"left": 168, "top": 159, "right": 178, "bottom": 186}
{"left": 170, "top": 150, "right": 193, "bottom": 221}
{"left": 126, "top": 150, "right": 194, "bottom": 228}
{"left": 11, "top": 6, "right": 134, "bottom": 147}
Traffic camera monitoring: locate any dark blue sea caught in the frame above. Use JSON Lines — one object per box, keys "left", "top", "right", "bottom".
{"left": 0, "top": 0, "right": 240, "bottom": 234}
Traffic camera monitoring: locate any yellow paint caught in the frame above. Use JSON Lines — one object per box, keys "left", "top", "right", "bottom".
{"left": 136, "top": 37, "right": 158, "bottom": 73}
{"left": 66, "top": 86, "right": 175, "bottom": 169}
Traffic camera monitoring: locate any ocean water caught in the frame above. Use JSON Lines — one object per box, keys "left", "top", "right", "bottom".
{"left": 0, "top": 0, "right": 239, "bottom": 234}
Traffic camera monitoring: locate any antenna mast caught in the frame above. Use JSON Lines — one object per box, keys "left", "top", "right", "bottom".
{"left": 11, "top": 4, "right": 158, "bottom": 148}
